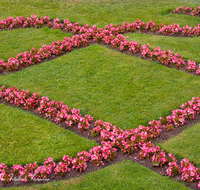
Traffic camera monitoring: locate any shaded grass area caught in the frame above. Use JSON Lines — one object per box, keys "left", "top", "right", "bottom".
{"left": 160, "top": 123, "right": 200, "bottom": 167}
{"left": 0, "top": 27, "right": 72, "bottom": 61}
{"left": 125, "top": 32, "right": 200, "bottom": 62}
{"left": 4, "top": 160, "right": 190, "bottom": 190}
{"left": 1, "top": 44, "right": 200, "bottom": 130}
{"left": 0, "top": 0, "right": 200, "bottom": 28}
{"left": 0, "top": 104, "right": 97, "bottom": 166}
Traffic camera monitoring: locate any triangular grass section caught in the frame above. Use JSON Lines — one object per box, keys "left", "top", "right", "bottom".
{"left": 1, "top": 44, "right": 200, "bottom": 130}
{"left": 0, "top": 104, "right": 97, "bottom": 166}
{"left": 6, "top": 160, "right": 190, "bottom": 190}
{"left": 125, "top": 32, "right": 200, "bottom": 62}
{"left": 0, "top": 27, "right": 72, "bottom": 61}
{"left": 160, "top": 123, "right": 200, "bottom": 167}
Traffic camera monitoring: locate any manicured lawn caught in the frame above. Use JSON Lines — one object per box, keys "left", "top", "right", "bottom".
{"left": 0, "top": 0, "right": 200, "bottom": 27}
{"left": 160, "top": 123, "right": 200, "bottom": 167}
{"left": 1, "top": 44, "right": 200, "bottom": 129}
{"left": 0, "top": 27, "right": 72, "bottom": 62}
{"left": 0, "top": 0, "right": 200, "bottom": 189}
{"left": 3, "top": 160, "right": 190, "bottom": 190}
{"left": 0, "top": 104, "right": 97, "bottom": 166}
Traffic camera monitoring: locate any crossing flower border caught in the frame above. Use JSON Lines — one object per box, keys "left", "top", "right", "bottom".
{"left": 0, "top": 14, "right": 200, "bottom": 188}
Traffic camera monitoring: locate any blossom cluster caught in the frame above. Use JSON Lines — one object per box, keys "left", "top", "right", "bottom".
{"left": 121, "top": 20, "right": 200, "bottom": 36}
{"left": 0, "top": 34, "right": 90, "bottom": 72}
{"left": 171, "top": 6, "right": 200, "bottom": 16}
{"left": 0, "top": 15, "right": 51, "bottom": 29}
{"left": 0, "top": 86, "right": 93, "bottom": 130}
{"left": 0, "top": 150, "right": 116, "bottom": 182}
{"left": 102, "top": 20, "right": 200, "bottom": 36}
{"left": 186, "top": 60, "right": 196, "bottom": 72}
{"left": 91, "top": 99, "right": 200, "bottom": 184}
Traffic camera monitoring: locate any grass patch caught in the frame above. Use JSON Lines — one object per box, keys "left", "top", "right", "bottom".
{"left": 125, "top": 32, "right": 200, "bottom": 62}
{"left": 4, "top": 160, "right": 190, "bottom": 190}
{"left": 1, "top": 45, "right": 200, "bottom": 129}
{"left": 160, "top": 123, "right": 200, "bottom": 167}
{"left": 0, "top": 104, "right": 97, "bottom": 166}
{"left": 0, "top": 27, "right": 72, "bottom": 61}
{"left": 0, "top": 0, "right": 200, "bottom": 27}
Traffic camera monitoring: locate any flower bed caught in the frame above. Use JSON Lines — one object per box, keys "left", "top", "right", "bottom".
{"left": 171, "top": 6, "right": 200, "bottom": 16}
{"left": 0, "top": 21, "right": 199, "bottom": 76}
{"left": 1, "top": 15, "right": 200, "bottom": 37}
{"left": 0, "top": 14, "right": 200, "bottom": 189}
{"left": 0, "top": 85, "right": 199, "bottom": 188}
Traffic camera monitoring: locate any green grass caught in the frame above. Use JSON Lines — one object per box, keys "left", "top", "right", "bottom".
{"left": 1, "top": 45, "right": 200, "bottom": 130}
{"left": 0, "top": 27, "right": 72, "bottom": 62}
{"left": 125, "top": 33, "right": 200, "bottom": 62}
{"left": 0, "top": 0, "right": 200, "bottom": 28}
{"left": 0, "top": 104, "right": 97, "bottom": 166}
{"left": 4, "top": 160, "right": 190, "bottom": 190}
{"left": 160, "top": 123, "right": 200, "bottom": 167}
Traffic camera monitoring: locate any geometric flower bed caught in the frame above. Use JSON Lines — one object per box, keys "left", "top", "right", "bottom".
{"left": 0, "top": 13, "right": 200, "bottom": 189}
{"left": 0, "top": 85, "right": 200, "bottom": 189}
{"left": 0, "top": 16, "right": 200, "bottom": 76}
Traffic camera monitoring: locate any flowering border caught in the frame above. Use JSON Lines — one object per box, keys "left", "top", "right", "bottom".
{"left": 171, "top": 6, "right": 200, "bottom": 17}
{"left": 1, "top": 15, "right": 200, "bottom": 37}
{"left": 0, "top": 85, "right": 199, "bottom": 189}
{"left": 0, "top": 15, "right": 200, "bottom": 77}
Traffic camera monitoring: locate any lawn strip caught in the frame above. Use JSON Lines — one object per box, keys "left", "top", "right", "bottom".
{"left": 125, "top": 32, "right": 200, "bottom": 63}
